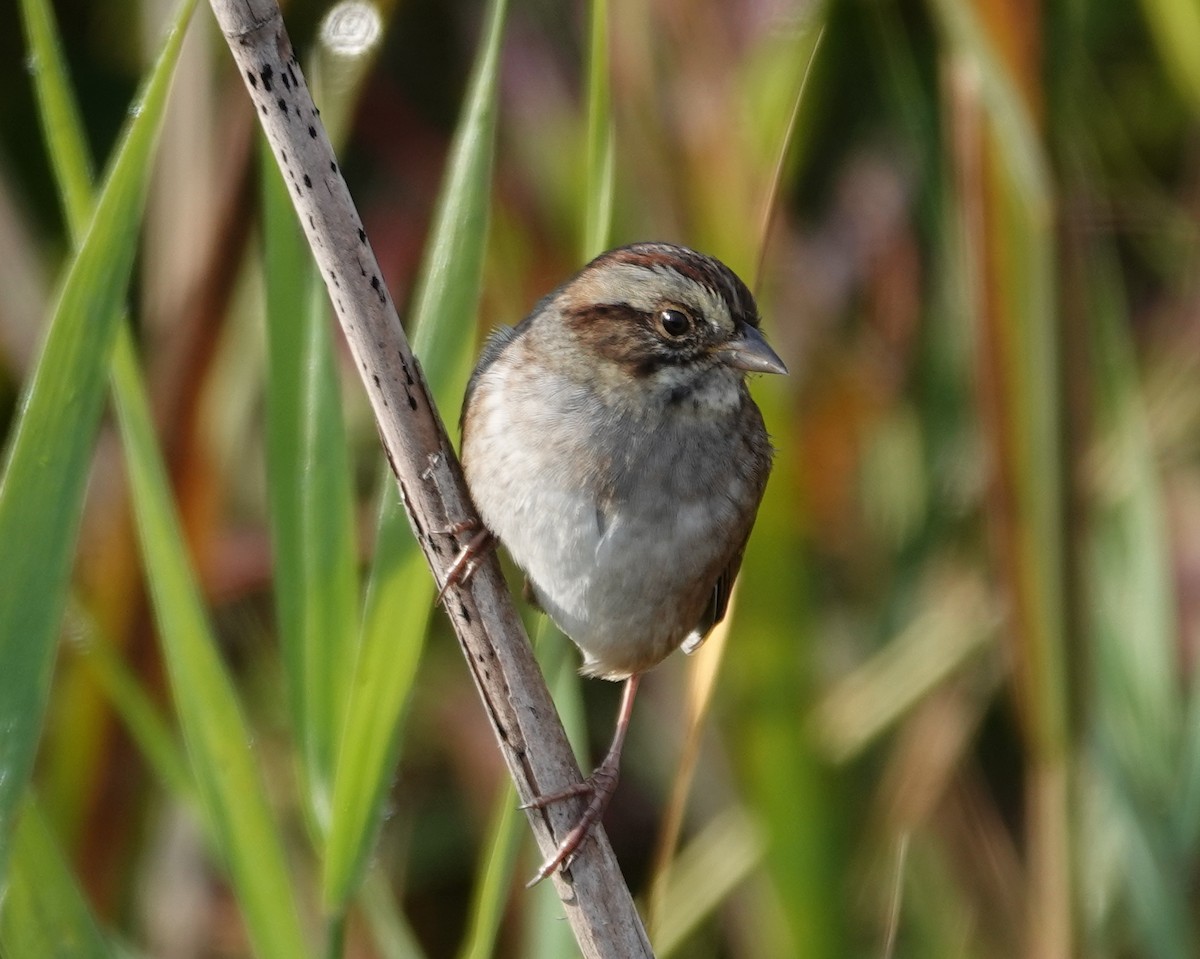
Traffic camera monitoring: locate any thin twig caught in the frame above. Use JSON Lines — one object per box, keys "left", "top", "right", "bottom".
{"left": 206, "top": 1, "right": 652, "bottom": 955}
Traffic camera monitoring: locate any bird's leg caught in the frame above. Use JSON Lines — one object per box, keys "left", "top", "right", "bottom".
{"left": 523, "top": 673, "right": 642, "bottom": 885}
{"left": 435, "top": 520, "right": 495, "bottom": 604}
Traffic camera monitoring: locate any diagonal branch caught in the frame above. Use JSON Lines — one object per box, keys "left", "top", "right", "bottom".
{"left": 206, "top": 1, "right": 653, "bottom": 955}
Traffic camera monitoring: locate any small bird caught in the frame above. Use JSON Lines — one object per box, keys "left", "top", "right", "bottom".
{"left": 457, "top": 242, "right": 786, "bottom": 881}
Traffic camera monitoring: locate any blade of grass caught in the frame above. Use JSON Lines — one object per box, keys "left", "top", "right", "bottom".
{"left": 0, "top": 0, "right": 197, "bottom": 884}
{"left": 22, "top": 1, "right": 308, "bottom": 951}
{"left": 72, "top": 608, "right": 193, "bottom": 802}
{"left": 322, "top": 0, "right": 509, "bottom": 908}
{"left": 581, "top": 0, "right": 613, "bottom": 261}
{"left": 406, "top": 0, "right": 508, "bottom": 415}
{"left": 17, "top": 0, "right": 94, "bottom": 232}
{"left": 808, "top": 572, "right": 997, "bottom": 762}
{"left": 721, "top": 407, "right": 843, "bottom": 958}
{"left": 324, "top": 488, "right": 435, "bottom": 908}
{"left": 261, "top": 13, "right": 384, "bottom": 845}
{"left": 262, "top": 135, "right": 360, "bottom": 840}
{"left": 0, "top": 797, "right": 114, "bottom": 958}
{"left": 1069, "top": 174, "right": 1189, "bottom": 947}
{"left": 111, "top": 325, "right": 310, "bottom": 958}
{"left": 457, "top": 782, "right": 522, "bottom": 959}
{"left": 20, "top": 0, "right": 191, "bottom": 844}
{"left": 358, "top": 867, "right": 428, "bottom": 959}
{"left": 653, "top": 807, "right": 763, "bottom": 959}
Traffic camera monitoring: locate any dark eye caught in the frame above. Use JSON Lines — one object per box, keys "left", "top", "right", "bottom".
{"left": 659, "top": 308, "right": 691, "bottom": 338}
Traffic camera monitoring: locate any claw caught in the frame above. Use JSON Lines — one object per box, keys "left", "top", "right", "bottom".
{"left": 523, "top": 675, "right": 641, "bottom": 885}
{"left": 436, "top": 524, "right": 494, "bottom": 604}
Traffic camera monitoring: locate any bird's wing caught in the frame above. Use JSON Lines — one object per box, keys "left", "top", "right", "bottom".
{"left": 460, "top": 324, "right": 520, "bottom": 430}
{"left": 682, "top": 534, "right": 750, "bottom": 655}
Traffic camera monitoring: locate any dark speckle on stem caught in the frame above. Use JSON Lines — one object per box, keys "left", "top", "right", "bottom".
{"left": 246, "top": 71, "right": 257, "bottom": 88}
{"left": 357, "top": 228, "right": 366, "bottom": 243}
{"left": 261, "top": 63, "right": 273, "bottom": 91}
{"left": 303, "top": 174, "right": 312, "bottom": 188}
{"left": 277, "top": 97, "right": 288, "bottom": 115}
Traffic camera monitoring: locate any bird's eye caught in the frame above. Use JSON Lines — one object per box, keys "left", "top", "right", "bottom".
{"left": 659, "top": 309, "right": 691, "bottom": 338}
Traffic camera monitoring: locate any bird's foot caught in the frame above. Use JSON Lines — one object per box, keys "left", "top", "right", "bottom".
{"left": 521, "top": 755, "right": 621, "bottom": 886}
{"left": 435, "top": 520, "right": 494, "bottom": 604}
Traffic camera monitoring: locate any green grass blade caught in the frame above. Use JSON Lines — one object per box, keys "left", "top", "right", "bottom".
{"left": 358, "top": 868, "right": 428, "bottom": 959}
{"left": 405, "top": 0, "right": 508, "bottom": 413}
{"left": 581, "top": 0, "right": 614, "bottom": 261}
{"left": 262, "top": 137, "right": 360, "bottom": 839}
{"left": 22, "top": 2, "right": 304, "bottom": 949}
{"left": 0, "top": 798, "right": 114, "bottom": 958}
{"left": 22, "top": 0, "right": 193, "bottom": 815}
{"left": 456, "top": 783, "right": 522, "bottom": 959}
{"left": 323, "top": 0, "right": 509, "bottom": 909}
{"left": 110, "top": 326, "right": 309, "bottom": 959}
{"left": 18, "top": 0, "right": 94, "bottom": 234}
{"left": 653, "top": 808, "right": 763, "bottom": 958}
{"left": 723, "top": 384, "right": 843, "bottom": 958}
{"left": 260, "top": 24, "right": 384, "bottom": 846}
{"left": 74, "top": 613, "right": 193, "bottom": 803}
{"left": 322, "top": 485, "right": 434, "bottom": 912}
{"left": 0, "top": 0, "right": 196, "bottom": 885}
{"left": 1086, "top": 253, "right": 1179, "bottom": 795}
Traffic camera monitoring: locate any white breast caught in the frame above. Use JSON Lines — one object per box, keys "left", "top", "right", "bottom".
{"left": 461, "top": 354, "right": 744, "bottom": 679}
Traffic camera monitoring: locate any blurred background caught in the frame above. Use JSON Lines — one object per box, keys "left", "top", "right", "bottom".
{"left": 3, "top": 0, "right": 1200, "bottom": 956}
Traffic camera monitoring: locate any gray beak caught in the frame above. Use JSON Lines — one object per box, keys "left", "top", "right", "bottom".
{"left": 716, "top": 323, "right": 788, "bottom": 375}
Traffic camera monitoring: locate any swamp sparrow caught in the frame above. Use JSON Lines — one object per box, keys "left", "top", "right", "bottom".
{"left": 457, "top": 242, "right": 785, "bottom": 881}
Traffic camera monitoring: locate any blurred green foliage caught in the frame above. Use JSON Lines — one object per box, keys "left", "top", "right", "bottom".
{"left": 2, "top": 0, "right": 1200, "bottom": 956}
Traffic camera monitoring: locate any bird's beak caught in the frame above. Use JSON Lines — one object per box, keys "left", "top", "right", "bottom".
{"left": 716, "top": 324, "right": 788, "bottom": 375}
